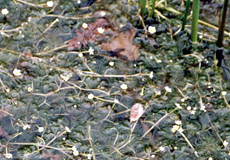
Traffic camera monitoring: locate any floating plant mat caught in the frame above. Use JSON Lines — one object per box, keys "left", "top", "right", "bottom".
{"left": 0, "top": 0, "right": 230, "bottom": 160}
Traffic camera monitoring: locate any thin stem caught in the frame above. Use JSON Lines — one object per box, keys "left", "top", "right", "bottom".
{"left": 181, "top": 0, "right": 191, "bottom": 31}
{"left": 217, "top": 0, "right": 229, "bottom": 47}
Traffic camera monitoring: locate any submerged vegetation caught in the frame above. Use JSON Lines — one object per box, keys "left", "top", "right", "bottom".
{"left": 0, "top": 0, "right": 230, "bottom": 159}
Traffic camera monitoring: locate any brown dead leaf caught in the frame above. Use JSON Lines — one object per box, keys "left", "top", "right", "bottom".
{"left": 101, "top": 28, "right": 140, "bottom": 60}
{"left": 68, "top": 18, "right": 110, "bottom": 50}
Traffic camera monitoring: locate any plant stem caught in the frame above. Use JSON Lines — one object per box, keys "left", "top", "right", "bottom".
{"left": 216, "top": 0, "right": 229, "bottom": 67}
{"left": 139, "top": 0, "right": 147, "bottom": 17}
{"left": 217, "top": 0, "right": 229, "bottom": 47}
{"left": 191, "top": 0, "right": 200, "bottom": 42}
{"left": 181, "top": 0, "right": 191, "bottom": 31}
{"left": 149, "top": 0, "right": 156, "bottom": 17}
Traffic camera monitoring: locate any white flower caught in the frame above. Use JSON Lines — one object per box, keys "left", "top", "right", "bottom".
{"left": 1, "top": 8, "right": 9, "bottom": 15}
{"left": 5, "top": 88, "right": 10, "bottom": 93}
{"left": 165, "top": 86, "right": 172, "bottom": 92}
{"left": 38, "top": 127, "right": 44, "bottom": 133}
{"left": 73, "top": 150, "right": 79, "bottom": 156}
{"left": 175, "top": 103, "right": 182, "bottom": 109}
{"left": 65, "top": 126, "right": 71, "bottom": 133}
{"left": 190, "top": 110, "right": 196, "bottom": 115}
{"left": 87, "top": 154, "right": 92, "bottom": 159}
{"left": 150, "top": 56, "right": 153, "bottom": 59}
{"left": 82, "top": 23, "right": 88, "bottom": 29}
{"left": 171, "top": 125, "right": 179, "bottom": 133}
{"left": 97, "top": 27, "right": 105, "bottom": 34}
{"left": 208, "top": 157, "right": 213, "bottom": 160}
{"left": 175, "top": 120, "right": 182, "bottom": 125}
{"left": 148, "top": 26, "right": 156, "bottom": 34}
{"left": 149, "top": 71, "right": 153, "bottom": 79}
{"left": 88, "top": 93, "right": 94, "bottom": 100}
{"left": 159, "top": 146, "right": 165, "bottom": 151}
{"left": 78, "top": 53, "right": 83, "bottom": 57}
{"left": 72, "top": 146, "right": 79, "bottom": 156}
{"left": 187, "top": 106, "right": 191, "bottom": 110}
{"left": 72, "top": 146, "right": 77, "bottom": 151}
{"left": 151, "top": 155, "right": 155, "bottom": 158}
{"left": 27, "top": 87, "right": 33, "bottom": 92}
{"left": 4, "top": 153, "right": 12, "bottom": 159}
{"left": 120, "top": 83, "right": 127, "bottom": 90}
{"left": 155, "top": 90, "right": 161, "bottom": 95}
{"left": 222, "top": 91, "right": 227, "bottom": 96}
{"left": 47, "top": 1, "right": 54, "bottom": 7}
{"left": 120, "top": 24, "right": 124, "bottom": 28}
{"left": 23, "top": 124, "right": 30, "bottom": 130}
{"left": 223, "top": 140, "right": 229, "bottom": 147}
{"left": 109, "top": 61, "right": 114, "bottom": 67}
{"left": 156, "top": 59, "right": 162, "bottom": 63}
{"left": 88, "top": 47, "right": 94, "bottom": 55}
{"left": 60, "top": 73, "right": 72, "bottom": 82}
{"left": 114, "top": 99, "right": 119, "bottom": 103}
{"left": 77, "top": 0, "right": 81, "bottom": 4}
{"left": 100, "top": 11, "right": 106, "bottom": 16}
{"left": 13, "top": 68, "right": 22, "bottom": 76}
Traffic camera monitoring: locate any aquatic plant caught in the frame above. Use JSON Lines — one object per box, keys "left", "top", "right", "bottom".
{"left": 216, "top": 0, "right": 229, "bottom": 67}
{"left": 139, "top": 0, "right": 147, "bottom": 17}
{"left": 181, "top": 0, "right": 191, "bottom": 31}
{"left": 191, "top": 0, "right": 200, "bottom": 42}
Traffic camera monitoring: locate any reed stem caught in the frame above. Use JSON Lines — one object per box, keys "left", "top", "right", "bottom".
{"left": 191, "top": 0, "right": 200, "bottom": 42}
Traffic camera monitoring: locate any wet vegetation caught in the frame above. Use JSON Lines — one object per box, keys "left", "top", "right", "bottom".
{"left": 0, "top": 0, "right": 230, "bottom": 159}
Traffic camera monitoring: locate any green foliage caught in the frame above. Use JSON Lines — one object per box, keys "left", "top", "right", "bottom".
{"left": 0, "top": 0, "right": 230, "bottom": 160}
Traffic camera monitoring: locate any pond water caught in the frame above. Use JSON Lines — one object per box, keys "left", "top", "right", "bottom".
{"left": 0, "top": 0, "right": 230, "bottom": 159}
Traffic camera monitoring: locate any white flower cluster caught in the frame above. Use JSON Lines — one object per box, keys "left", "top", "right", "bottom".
{"left": 171, "top": 120, "right": 184, "bottom": 133}
{"left": 4, "top": 153, "right": 12, "bottom": 159}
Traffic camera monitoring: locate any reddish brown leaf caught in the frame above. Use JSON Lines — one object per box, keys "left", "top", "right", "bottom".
{"left": 101, "top": 28, "right": 140, "bottom": 60}
{"left": 68, "top": 18, "right": 110, "bottom": 50}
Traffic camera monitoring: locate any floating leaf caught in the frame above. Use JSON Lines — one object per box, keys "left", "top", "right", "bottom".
{"left": 130, "top": 103, "right": 144, "bottom": 122}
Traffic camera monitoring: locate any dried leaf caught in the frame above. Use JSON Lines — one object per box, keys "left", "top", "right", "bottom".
{"left": 101, "top": 28, "right": 140, "bottom": 60}
{"left": 68, "top": 18, "right": 110, "bottom": 50}
{"left": 130, "top": 103, "right": 144, "bottom": 123}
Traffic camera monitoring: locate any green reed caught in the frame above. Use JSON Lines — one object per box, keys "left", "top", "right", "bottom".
{"left": 191, "top": 0, "right": 200, "bottom": 42}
